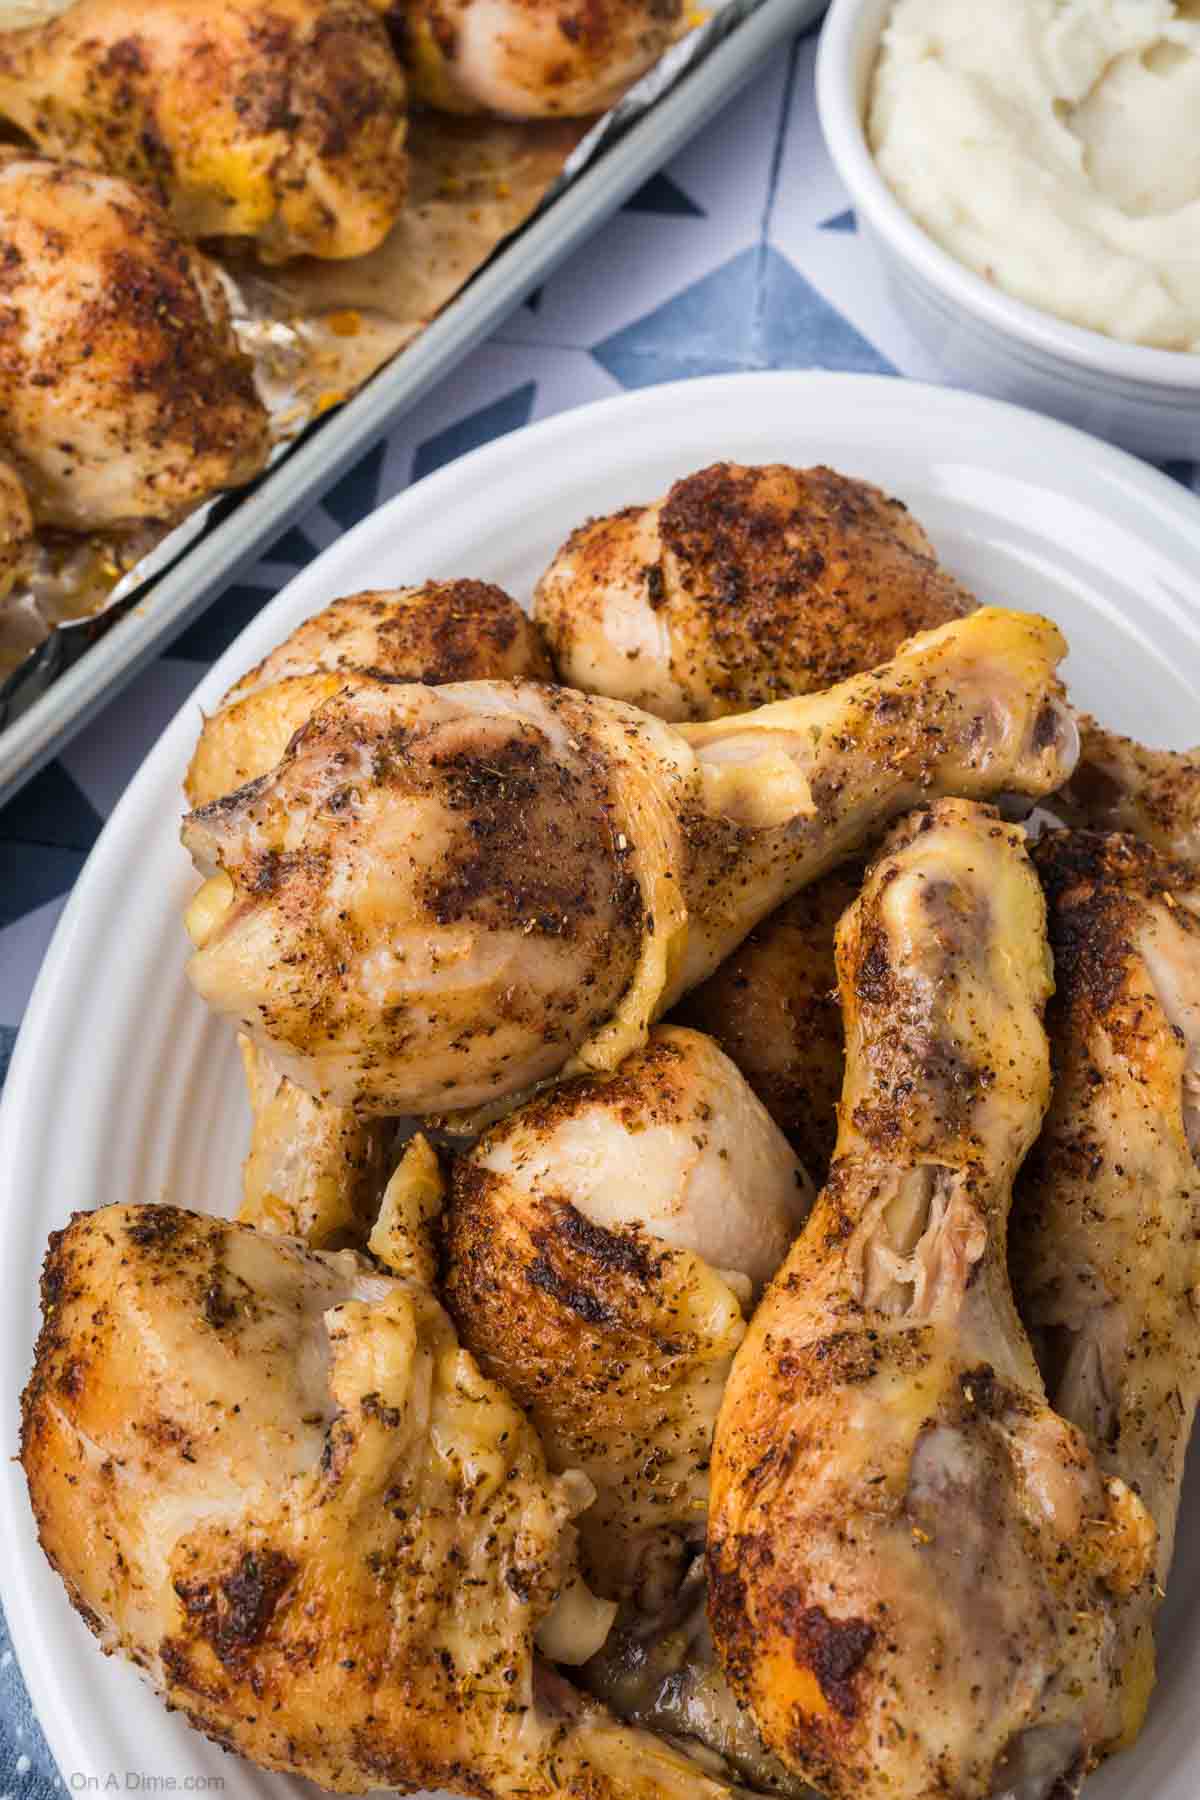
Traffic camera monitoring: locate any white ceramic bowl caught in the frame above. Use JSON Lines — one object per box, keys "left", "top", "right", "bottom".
{"left": 816, "top": 0, "right": 1200, "bottom": 462}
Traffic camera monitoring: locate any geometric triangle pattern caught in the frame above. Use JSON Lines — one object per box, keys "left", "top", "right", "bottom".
{"left": 820, "top": 206, "right": 856, "bottom": 232}
{"left": 169, "top": 581, "right": 280, "bottom": 665}
{"left": 321, "top": 440, "right": 389, "bottom": 532}
{"left": 1164, "top": 460, "right": 1200, "bottom": 493}
{"left": 590, "top": 241, "right": 896, "bottom": 385}
{"left": 412, "top": 381, "right": 538, "bottom": 482}
{"left": 0, "top": 844, "right": 88, "bottom": 931}
{"left": 0, "top": 759, "right": 103, "bottom": 854}
{"left": 761, "top": 244, "right": 897, "bottom": 374}
{"left": 623, "top": 170, "right": 705, "bottom": 217}
{"left": 591, "top": 246, "right": 760, "bottom": 387}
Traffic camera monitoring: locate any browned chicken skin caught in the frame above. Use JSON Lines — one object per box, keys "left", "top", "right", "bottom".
{"left": 186, "top": 581, "right": 551, "bottom": 807}
{"left": 444, "top": 1024, "right": 812, "bottom": 1790}
{"left": 21, "top": 1168, "right": 747, "bottom": 1800}
{"left": 538, "top": 465, "right": 972, "bottom": 1152}
{"left": 1011, "top": 830, "right": 1200, "bottom": 1756}
{"left": 534, "top": 464, "right": 972, "bottom": 721}
{"left": 445, "top": 1025, "right": 810, "bottom": 1606}
{"left": 0, "top": 458, "right": 33, "bottom": 600}
{"left": 1053, "top": 716, "right": 1200, "bottom": 865}
{"left": 186, "top": 581, "right": 553, "bottom": 1247}
{"left": 673, "top": 865, "right": 859, "bottom": 1179}
{"left": 0, "top": 0, "right": 409, "bottom": 262}
{"left": 383, "top": 0, "right": 683, "bottom": 119}
{"left": 707, "top": 799, "right": 1156, "bottom": 1800}
{"left": 0, "top": 154, "right": 269, "bottom": 531}
{"left": 181, "top": 608, "right": 1078, "bottom": 1115}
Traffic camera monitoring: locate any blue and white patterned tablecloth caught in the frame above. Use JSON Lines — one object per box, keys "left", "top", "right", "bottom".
{"left": 1, "top": 20, "right": 1197, "bottom": 1796}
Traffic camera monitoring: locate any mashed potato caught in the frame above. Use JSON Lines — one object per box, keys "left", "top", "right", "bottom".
{"left": 868, "top": 0, "right": 1200, "bottom": 351}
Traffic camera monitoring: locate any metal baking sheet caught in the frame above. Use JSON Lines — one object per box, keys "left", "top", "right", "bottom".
{"left": 0, "top": 0, "right": 827, "bottom": 808}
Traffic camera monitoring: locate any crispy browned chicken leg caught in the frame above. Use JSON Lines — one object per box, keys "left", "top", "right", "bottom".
{"left": 1011, "top": 831, "right": 1200, "bottom": 1756}
{"left": 0, "top": 154, "right": 269, "bottom": 531}
{"left": 445, "top": 1024, "right": 810, "bottom": 1605}
{"left": 21, "top": 1152, "right": 745, "bottom": 1800}
{"left": 1053, "top": 716, "right": 1200, "bottom": 865}
{"left": 444, "top": 1023, "right": 813, "bottom": 1790}
{"left": 707, "top": 799, "right": 1156, "bottom": 1800}
{"left": 181, "top": 607, "right": 1078, "bottom": 1115}
{"left": 188, "top": 582, "right": 553, "bottom": 1247}
{"left": 386, "top": 0, "right": 683, "bottom": 118}
{"left": 0, "top": 0, "right": 408, "bottom": 262}
{"left": 187, "top": 582, "right": 551, "bottom": 808}
{"left": 534, "top": 463, "right": 972, "bottom": 721}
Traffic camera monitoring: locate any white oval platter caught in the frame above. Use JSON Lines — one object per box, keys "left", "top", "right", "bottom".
{"left": 2, "top": 371, "right": 1199, "bottom": 1800}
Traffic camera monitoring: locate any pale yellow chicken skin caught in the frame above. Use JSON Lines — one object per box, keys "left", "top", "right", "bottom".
{"left": 534, "top": 463, "right": 972, "bottom": 721}
{"left": 0, "top": 155, "right": 269, "bottom": 531}
{"left": 381, "top": 0, "right": 683, "bottom": 119}
{"left": 21, "top": 1163, "right": 747, "bottom": 1800}
{"left": 444, "top": 1024, "right": 813, "bottom": 1792}
{"left": 181, "top": 608, "right": 1079, "bottom": 1116}
{"left": 1011, "top": 830, "right": 1200, "bottom": 1754}
{"left": 236, "top": 1036, "right": 393, "bottom": 1246}
{"left": 187, "top": 581, "right": 553, "bottom": 1247}
{"left": 707, "top": 800, "right": 1156, "bottom": 1800}
{"left": 0, "top": 0, "right": 408, "bottom": 262}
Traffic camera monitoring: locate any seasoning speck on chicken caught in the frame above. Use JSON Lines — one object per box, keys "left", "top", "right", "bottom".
{"left": 708, "top": 800, "right": 1156, "bottom": 1800}
{"left": 186, "top": 580, "right": 552, "bottom": 807}
{"left": 1012, "top": 829, "right": 1200, "bottom": 1757}
{"left": 181, "top": 609, "right": 1079, "bottom": 1116}
{"left": 535, "top": 463, "right": 973, "bottom": 721}
{"left": 445, "top": 1024, "right": 811, "bottom": 1603}
{"left": 387, "top": 0, "right": 684, "bottom": 119}
{"left": 0, "top": 0, "right": 409, "bottom": 262}
{"left": 0, "top": 154, "right": 269, "bottom": 532}
{"left": 20, "top": 1176, "right": 746, "bottom": 1800}
{"left": 0, "top": 460, "right": 33, "bottom": 601}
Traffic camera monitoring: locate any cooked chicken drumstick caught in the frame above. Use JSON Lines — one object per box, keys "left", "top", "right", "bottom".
{"left": 1053, "top": 716, "right": 1200, "bottom": 865}
{"left": 0, "top": 0, "right": 408, "bottom": 262}
{"left": 22, "top": 1154, "right": 747, "bottom": 1800}
{"left": 385, "top": 0, "right": 682, "bottom": 119}
{"left": 1011, "top": 830, "right": 1200, "bottom": 1756}
{"left": 707, "top": 799, "right": 1156, "bottom": 1800}
{"left": 188, "top": 581, "right": 552, "bottom": 1246}
{"left": 187, "top": 581, "right": 551, "bottom": 807}
{"left": 445, "top": 1023, "right": 812, "bottom": 1790}
{"left": 445, "top": 1024, "right": 810, "bottom": 1605}
{"left": 534, "top": 464, "right": 972, "bottom": 721}
{"left": 673, "top": 865, "right": 859, "bottom": 1179}
{"left": 182, "top": 607, "right": 1078, "bottom": 1116}
{"left": 0, "top": 155, "right": 269, "bottom": 531}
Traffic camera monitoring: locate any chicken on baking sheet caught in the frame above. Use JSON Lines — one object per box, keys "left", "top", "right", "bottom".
{"left": 0, "top": 0, "right": 701, "bottom": 684}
